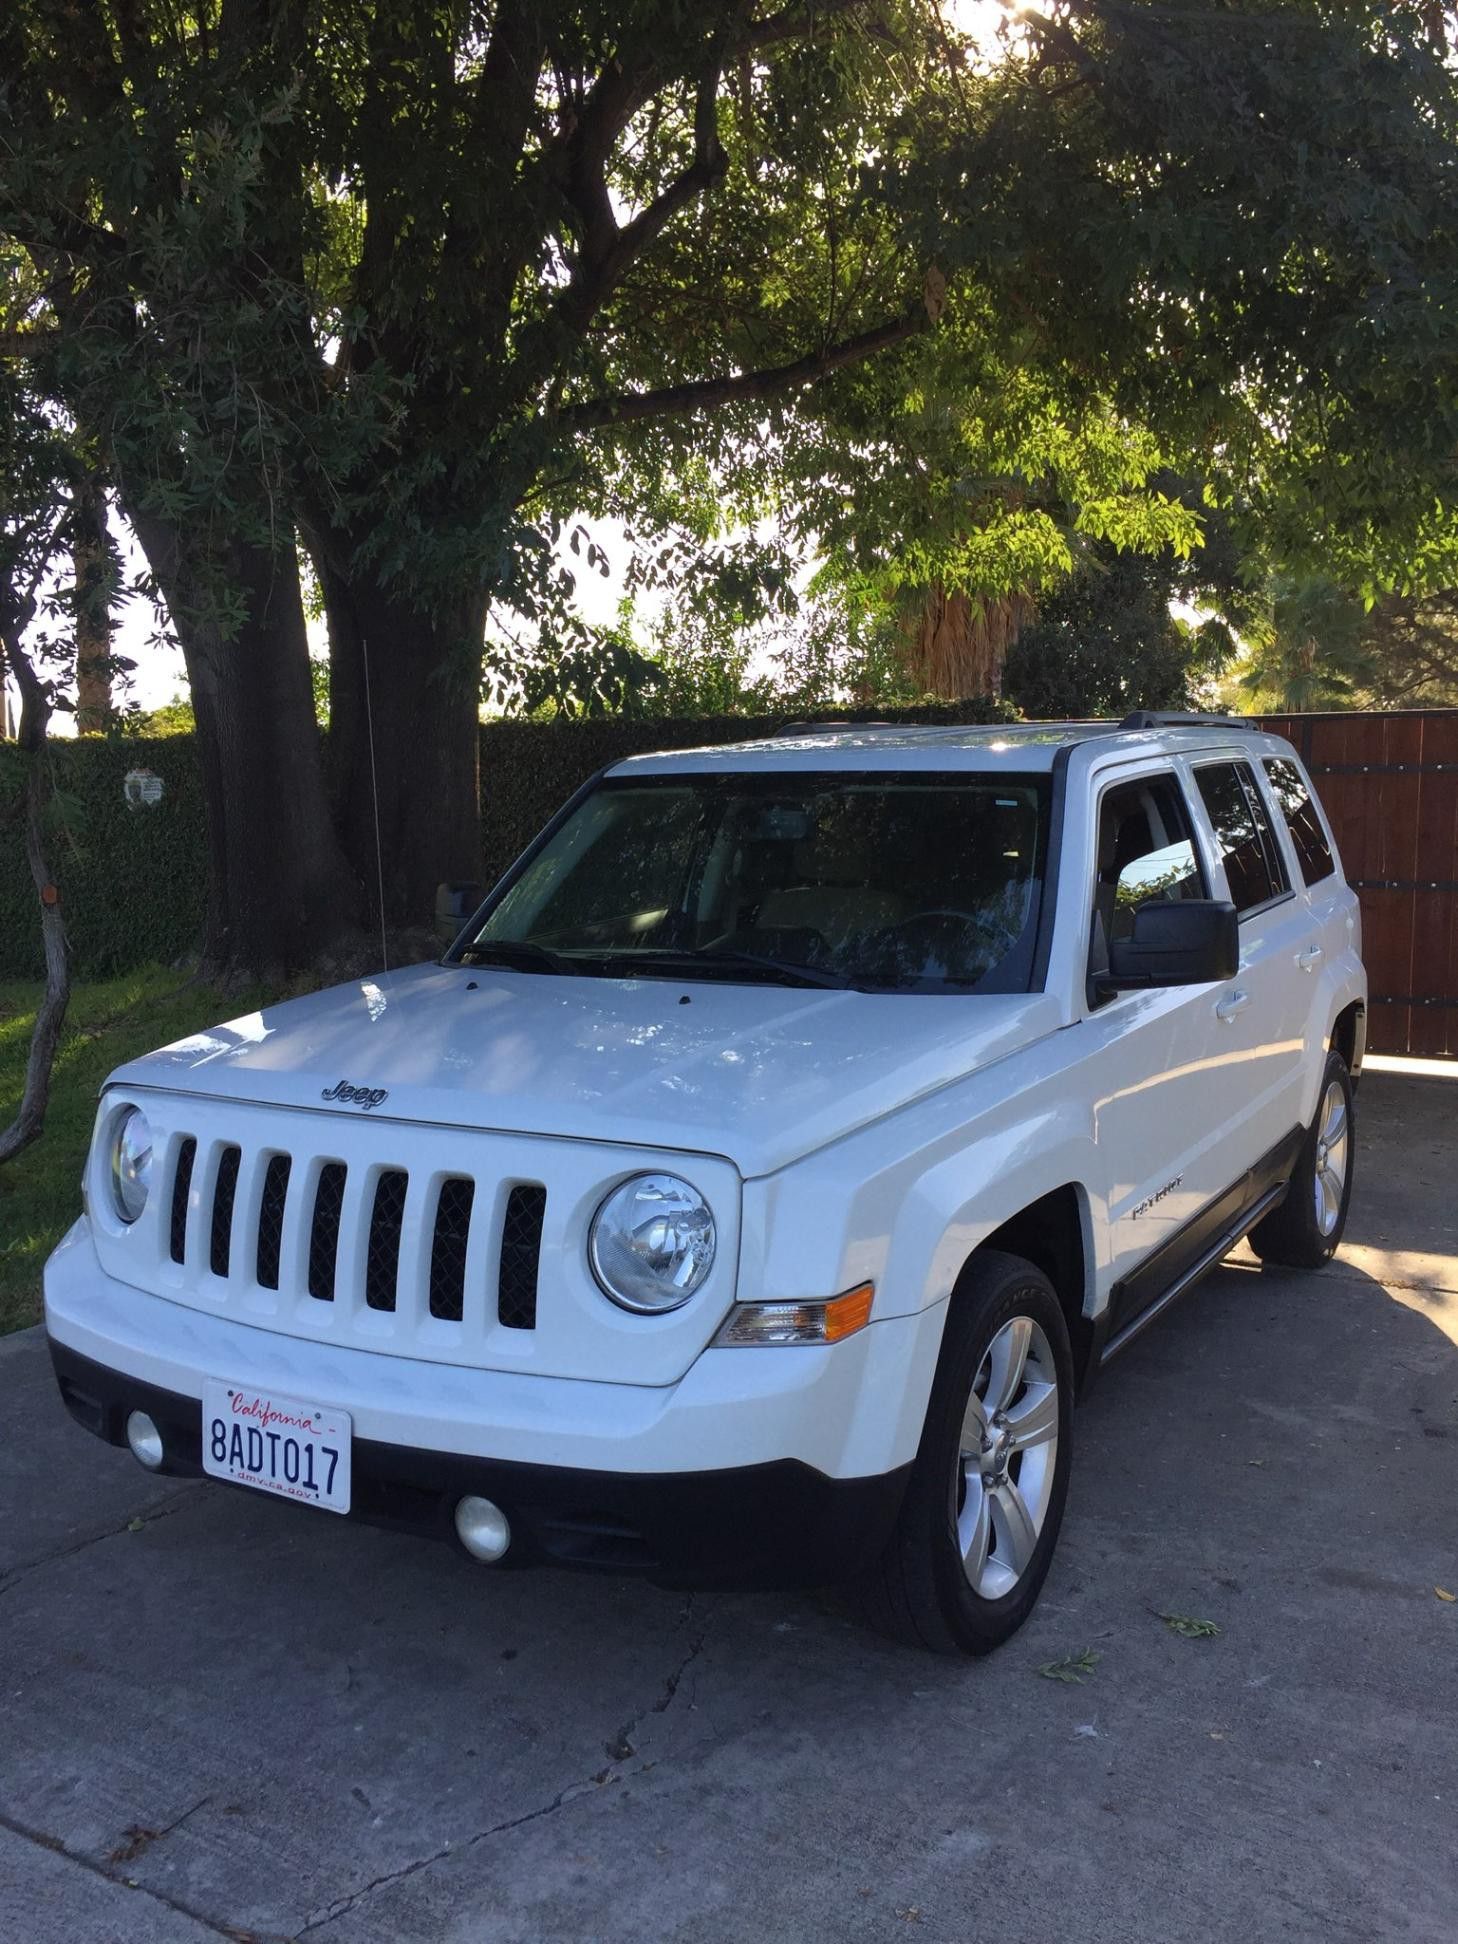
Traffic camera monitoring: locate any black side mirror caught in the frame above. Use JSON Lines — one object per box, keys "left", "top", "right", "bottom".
{"left": 1096, "top": 899, "right": 1239, "bottom": 995}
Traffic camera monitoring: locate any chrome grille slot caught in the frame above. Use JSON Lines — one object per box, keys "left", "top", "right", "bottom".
{"left": 497, "top": 1184, "right": 546, "bottom": 1331}
{"left": 308, "top": 1163, "right": 347, "bottom": 1302}
{"left": 428, "top": 1178, "right": 474, "bottom": 1322}
{"left": 255, "top": 1154, "right": 291, "bottom": 1289}
{"left": 169, "top": 1139, "right": 196, "bottom": 1264}
{"left": 210, "top": 1146, "right": 241, "bottom": 1277}
{"left": 365, "top": 1169, "right": 408, "bottom": 1312}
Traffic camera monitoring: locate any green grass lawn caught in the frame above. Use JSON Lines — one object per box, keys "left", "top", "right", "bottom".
{"left": 0, "top": 969, "right": 268, "bottom": 1335}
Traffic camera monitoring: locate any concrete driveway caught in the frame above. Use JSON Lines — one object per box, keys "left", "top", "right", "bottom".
{"left": 3, "top": 1066, "right": 1455, "bottom": 1944}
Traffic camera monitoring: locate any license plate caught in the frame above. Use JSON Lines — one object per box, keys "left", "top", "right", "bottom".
{"left": 201, "top": 1380, "right": 352, "bottom": 1514}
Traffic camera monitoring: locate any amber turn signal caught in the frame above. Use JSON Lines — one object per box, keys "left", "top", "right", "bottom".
{"left": 713, "top": 1282, "right": 875, "bottom": 1348}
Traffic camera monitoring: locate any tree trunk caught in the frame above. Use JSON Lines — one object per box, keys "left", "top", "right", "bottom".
{"left": 0, "top": 623, "right": 70, "bottom": 1166}
{"left": 123, "top": 497, "right": 364, "bottom": 980}
{"left": 73, "top": 472, "right": 114, "bottom": 734}
{"left": 319, "top": 563, "right": 487, "bottom": 934}
{"left": 900, "top": 588, "right": 1037, "bottom": 699}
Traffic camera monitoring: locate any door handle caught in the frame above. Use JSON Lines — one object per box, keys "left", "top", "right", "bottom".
{"left": 1297, "top": 944, "right": 1324, "bottom": 972}
{"left": 1215, "top": 989, "right": 1251, "bottom": 1024}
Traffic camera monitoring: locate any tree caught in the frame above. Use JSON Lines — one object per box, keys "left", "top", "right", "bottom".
{"left": 4, "top": 2, "right": 1458, "bottom": 976}
{"left": 0, "top": 359, "right": 77, "bottom": 1161}
{"left": 1228, "top": 573, "right": 1369, "bottom": 712}
{"left": 1356, "top": 591, "right": 1458, "bottom": 707}
{"left": 1001, "top": 543, "right": 1233, "bottom": 717}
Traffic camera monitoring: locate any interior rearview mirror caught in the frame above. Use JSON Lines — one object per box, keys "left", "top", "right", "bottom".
{"left": 1096, "top": 899, "right": 1239, "bottom": 994}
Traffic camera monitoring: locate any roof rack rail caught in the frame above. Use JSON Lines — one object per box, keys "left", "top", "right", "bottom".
{"left": 771, "top": 719, "right": 902, "bottom": 736}
{"left": 1117, "top": 710, "right": 1251, "bottom": 732}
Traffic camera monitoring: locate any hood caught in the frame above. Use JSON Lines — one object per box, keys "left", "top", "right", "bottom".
{"left": 107, "top": 962, "right": 1060, "bottom": 1177}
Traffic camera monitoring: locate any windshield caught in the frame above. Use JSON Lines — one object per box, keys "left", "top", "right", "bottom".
{"left": 456, "top": 771, "right": 1050, "bottom": 993}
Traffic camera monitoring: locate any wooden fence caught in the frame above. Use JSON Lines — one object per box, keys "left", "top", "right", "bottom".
{"left": 1258, "top": 710, "right": 1458, "bottom": 1058}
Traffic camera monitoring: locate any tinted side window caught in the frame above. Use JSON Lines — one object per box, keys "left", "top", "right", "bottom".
{"left": 1264, "top": 757, "right": 1335, "bottom": 886}
{"left": 1194, "top": 762, "right": 1290, "bottom": 914}
{"left": 1090, "top": 774, "right": 1206, "bottom": 985}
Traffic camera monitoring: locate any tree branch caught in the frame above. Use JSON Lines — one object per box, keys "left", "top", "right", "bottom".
{"left": 742, "top": 0, "right": 872, "bottom": 53}
{"left": 536, "top": 1, "right": 874, "bottom": 354}
{"left": 0, "top": 327, "right": 62, "bottom": 358}
{"left": 559, "top": 58, "right": 730, "bottom": 333}
{"left": 560, "top": 304, "right": 926, "bottom": 429}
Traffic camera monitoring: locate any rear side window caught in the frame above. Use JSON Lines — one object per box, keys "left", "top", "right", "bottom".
{"left": 1194, "top": 762, "right": 1290, "bottom": 915}
{"left": 1263, "top": 757, "right": 1336, "bottom": 886}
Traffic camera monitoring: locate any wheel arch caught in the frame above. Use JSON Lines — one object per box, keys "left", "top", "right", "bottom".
{"left": 958, "top": 1184, "right": 1098, "bottom": 1395}
{"left": 1330, "top": 998, "right": 1366, "bottom": 1084}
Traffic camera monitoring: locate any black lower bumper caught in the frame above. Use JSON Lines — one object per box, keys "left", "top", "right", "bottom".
{"left": 47, "top": 1339, "right": 909, "bottom": 1590}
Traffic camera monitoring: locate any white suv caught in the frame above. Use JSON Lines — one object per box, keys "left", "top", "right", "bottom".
{"left": 45, "top": 714, "right": 1365, "bottom": 1654}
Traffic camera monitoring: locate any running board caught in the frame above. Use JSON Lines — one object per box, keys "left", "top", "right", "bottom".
{"left": 1099, "top": 1181, "right": 1289, "bottom": 1365}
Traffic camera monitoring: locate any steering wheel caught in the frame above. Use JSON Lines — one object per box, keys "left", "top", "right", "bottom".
{"left": 887, "top": 907, "right": 1017, "bottom": 973}
{"left": 892, "top": 907, "right": 984, "bottom": 934}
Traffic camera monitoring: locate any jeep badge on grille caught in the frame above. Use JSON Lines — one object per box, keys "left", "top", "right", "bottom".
{"left": 321, "top": 1080, "right": 389, "bottom": 1111}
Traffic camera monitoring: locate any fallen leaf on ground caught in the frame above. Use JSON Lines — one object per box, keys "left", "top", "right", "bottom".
{"left": 1037, "top": 1648, "right": 1100, "bottom": 1683}
{"left": 1160, "top": 1613, "right": 1221, "bottom": 1638}
{"left": 109, "top": 1826, "right": 160, "bottom": 1864}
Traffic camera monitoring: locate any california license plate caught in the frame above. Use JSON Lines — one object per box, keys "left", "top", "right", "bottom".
{"left": 201, "top": 1380, "right": 352, "bottom": 1514}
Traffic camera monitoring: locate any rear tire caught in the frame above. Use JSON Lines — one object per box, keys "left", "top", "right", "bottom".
{"left": 855, "top": 1251, "right": 1074, "bottom": 1655}
{"left": 1247, "top": 1049, "right": 1355, "bottom": 1269}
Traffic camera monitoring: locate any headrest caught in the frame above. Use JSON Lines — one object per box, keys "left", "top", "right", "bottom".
{"left": 792, "top": 815, "right": 875, "bottom": 885}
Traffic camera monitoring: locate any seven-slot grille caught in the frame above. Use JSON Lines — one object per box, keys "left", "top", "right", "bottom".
{"left": 167, "top": 1138, "right": 546, "bottom": 1330}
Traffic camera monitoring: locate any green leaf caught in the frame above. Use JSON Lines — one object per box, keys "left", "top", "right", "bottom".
{"left": 1037, "top": 1648, "right": 1101, "bottom": 1684}
{"left": 1160, "top": 1613, "right": 1221, "bottom": 1640}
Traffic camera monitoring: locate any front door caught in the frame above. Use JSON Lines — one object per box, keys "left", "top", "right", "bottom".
{"left": 1079, "top": 765, "right": 1264, "bottom": 1338}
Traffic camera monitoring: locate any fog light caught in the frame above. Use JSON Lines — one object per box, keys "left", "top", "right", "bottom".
{"left": 125, "top": 1410, "right": 165, "bottom": 1471}
{"left": 454, "top": 1495, "right": 511, "bottom": 1563}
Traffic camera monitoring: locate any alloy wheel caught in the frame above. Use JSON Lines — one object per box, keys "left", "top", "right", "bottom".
{"left": 1313, "top": 1079, "right": 1350, "bottom": 1237}
{"left": 954, "top": 1313, "right": 1061, "bottom": 1600}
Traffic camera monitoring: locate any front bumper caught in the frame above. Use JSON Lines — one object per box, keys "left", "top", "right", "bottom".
{"left": 49, "top": 1341, "right": 908, "bottom": 1586}
{"left": 44, "top": 1220, "right": 944, "bottom": 1588}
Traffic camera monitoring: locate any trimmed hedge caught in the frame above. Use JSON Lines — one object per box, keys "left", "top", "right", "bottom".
{"left": 1, "top": 735, "right": 209, "bottom": 979}
{"left": 2, "top": 701, "right": 1008, "bottom": 977}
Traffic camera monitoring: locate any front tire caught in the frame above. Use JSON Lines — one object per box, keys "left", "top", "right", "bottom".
{"left": 1247, "top": 1049, "right": 1355, "bottom": 1269}
{"left": 856, "top": 1251, "right": 1074, "bottom": 1655}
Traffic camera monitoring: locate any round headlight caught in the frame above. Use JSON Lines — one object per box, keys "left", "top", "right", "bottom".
{"left": 109, "top": 1107, "right": 153, "bottom": 1224}
{"left": 588, "top": 1173, "right": 716, "bottom": 1314}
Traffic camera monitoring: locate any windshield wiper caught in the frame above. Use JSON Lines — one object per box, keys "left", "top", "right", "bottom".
{"left": 458, "top": 939, "right": 569, "bottom": 975}
{"left": 700, "top": 947, "right": 852, "bottom": 989}
{"left": 594, "top": 947, "right": 851, "bottom": 991}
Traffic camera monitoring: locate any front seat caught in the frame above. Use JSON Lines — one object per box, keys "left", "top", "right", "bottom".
{"left": 755, "top": 821, "right": 908, "bottom": 947}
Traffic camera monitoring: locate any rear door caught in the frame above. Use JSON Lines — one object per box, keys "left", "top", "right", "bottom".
{"left": 1259, "top": 752, "right": 1355, "bottom": 1010}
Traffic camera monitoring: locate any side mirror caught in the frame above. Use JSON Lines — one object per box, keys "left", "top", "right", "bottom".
{"left": 1096, "top": 899, "right": 1239, "bottom": 994}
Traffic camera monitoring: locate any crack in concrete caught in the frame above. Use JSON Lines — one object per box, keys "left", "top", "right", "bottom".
{"left": 0, "top": 1486, "right": 199, "bottom": 1601}
{"left": 0, "top": 1805, "right": 257, "bottom": 1941}
{"left": 1318, "top": 1264, "right": 1458, "bottom": 1299}
{"left": 295, "top": 1596, "right": 713, "bottom": 1940}
{"left": 606, "top": 1593, "right": 708, "bottom": 1762}
{"left": 290, "top": 1776, "right": 614, "bottom": 1939}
